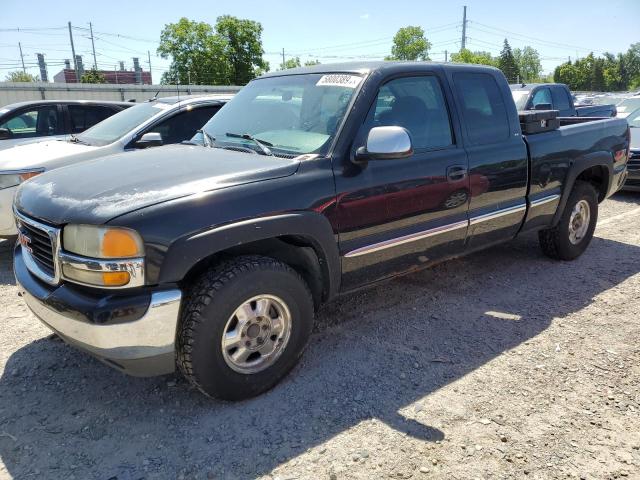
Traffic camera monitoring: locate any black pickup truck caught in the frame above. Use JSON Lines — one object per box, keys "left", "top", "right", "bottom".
{"left": 13, "top": 62, "right": 630, "bottom": 400}
{"left": 510, "top": 83, "right": 617, "bottom": 117}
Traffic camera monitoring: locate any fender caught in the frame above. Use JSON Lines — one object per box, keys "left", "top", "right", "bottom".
{"left": 552, "top": 151, "right": 613, "bottom": 226}
{"left": 157, "top": 211, "right": 341, "bottom": 299}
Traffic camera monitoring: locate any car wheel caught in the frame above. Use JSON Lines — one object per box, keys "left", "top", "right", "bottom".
{"left": 176, "top": 255, "right": 314, "bottom": 400}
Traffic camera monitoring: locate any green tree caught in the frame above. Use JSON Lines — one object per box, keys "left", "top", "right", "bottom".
{"left": 80, "top": 68, "right": 107, "bottom": 84}
{"left": 5, "top": 71, "right": 38, "bottom": 82}
{"left": 157, "top": 16, "right": 267, "bottom": 86}
{"left": 386, "top": 26, "right": 431, "bottom": 61}
{"left": 625, "top": 42, "right": 640, "bottom": 88}
{"left": 215, "top": 15, "right": 268, "bottom": 85}
{"left": 497, "top": 39, "right": 520, "bottom": 83}
{"left": 304, "top": 59, "right": 321, "bottom": 66}
{"left": 513, "top": 46, "right": 541, "bottom": 82}
{"left": 450, "top": 49, "right": 497, "bottom": 67}
{"left": 279, "top": 57, "right": 301, "bottom": 70}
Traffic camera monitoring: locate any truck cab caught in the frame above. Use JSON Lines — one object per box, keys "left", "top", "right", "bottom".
{"left": 510, "top": 83, "right": 617, "bottom": 117}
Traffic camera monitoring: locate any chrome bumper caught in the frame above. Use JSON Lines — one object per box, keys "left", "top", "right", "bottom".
{"left": 20, "top": 285, "right": 182, "bottom": 376}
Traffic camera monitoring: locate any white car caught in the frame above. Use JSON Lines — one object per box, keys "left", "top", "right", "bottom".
{"left": 616, "top": 95, "right": 640, "bottom": 119}
{"left": 0, "top": 95, "right": 232, "bottom": 237}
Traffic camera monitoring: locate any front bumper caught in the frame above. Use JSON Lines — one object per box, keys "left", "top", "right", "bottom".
{"left": 14, "top": 246, "right": 182, "bottom": 376}
{"left": 0, "top": 186, "right": 18, "bottom": 237}
{"left": 622, "top": 156, "right": 640, "bottom": 191}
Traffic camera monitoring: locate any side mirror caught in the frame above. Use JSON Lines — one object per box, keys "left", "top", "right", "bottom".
{"left": 135, "top": 132, "right": 163, "bottom": 148}
{"left": 0, "top": 128, "right": 12, "bottom": 140}
{"left": 533, "top": 103, "right": 553, "bottom": 111}
{"left": 355, "top": 126, "right": 413, "bottom": 162}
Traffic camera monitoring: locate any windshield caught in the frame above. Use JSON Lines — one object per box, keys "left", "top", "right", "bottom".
{"left": 627, "top": 108, "right": 640, "bottom": 128}
{"left": 77, "top": 101, "right": 171, "bottom": 146}
{"left": 202, "top": 73, "right": 362, "bottom": 156}
{"left": 617, "top": 97, "right": 640, "bottom": 116}
{"left": 511, "top": 90, "right": 530, "bottom": 110}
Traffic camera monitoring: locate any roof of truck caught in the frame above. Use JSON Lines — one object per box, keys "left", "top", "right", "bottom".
{"left": 509, "top": 83, "right": 567, "bottom": 91}
{"left": 259, "top": 61, "right": 501, "bottom": 79}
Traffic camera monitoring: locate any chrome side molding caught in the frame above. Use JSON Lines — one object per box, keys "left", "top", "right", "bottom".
{"left": 469, "top": 203, "right": 526, "bottom": 226}
{"left": 530, "top": 194, "right": 560, "bottom": 208}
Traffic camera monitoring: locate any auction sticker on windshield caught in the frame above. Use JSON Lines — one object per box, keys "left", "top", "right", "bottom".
{"left": 316, "top": 74, "right": 362, "bottom": 88}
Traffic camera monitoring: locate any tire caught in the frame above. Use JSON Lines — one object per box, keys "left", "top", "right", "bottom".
{"left": 538, "top": 181, "right": 598, "bottom": 261}
{"left": 176, "top": 255, "right": 314, "bottom": 400}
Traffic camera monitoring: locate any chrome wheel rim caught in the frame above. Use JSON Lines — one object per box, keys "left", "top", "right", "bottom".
{"left": 568, "top": 199, "right": 590, "bottom": 245}
{"left": 221, "top": 294, "right": 292, "bottom": 374}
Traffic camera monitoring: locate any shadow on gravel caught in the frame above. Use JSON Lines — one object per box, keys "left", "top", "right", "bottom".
{"left": 1, "top": 233, "right": 639, "bottom": 479}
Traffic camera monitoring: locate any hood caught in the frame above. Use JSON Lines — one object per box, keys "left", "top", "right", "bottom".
{"left": 0, "top": 139, "right": 99, "bottom": 171}
{"left": 15, "top": 144, "right": 301, "bottom": 225}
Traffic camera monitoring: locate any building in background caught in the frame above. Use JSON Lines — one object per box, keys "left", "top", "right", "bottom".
{"left": 53, "top": 56, "right": 152, "bottom": 84}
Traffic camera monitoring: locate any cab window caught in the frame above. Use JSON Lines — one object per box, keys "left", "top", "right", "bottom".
{"left": 145, "top": 105, "right": 220, "bottom": 145}
{"left": 0, "top": 106, "right": 59, "bottom": 139}
{"left": 531, "top": 88, "right": 552, "bottom": 108}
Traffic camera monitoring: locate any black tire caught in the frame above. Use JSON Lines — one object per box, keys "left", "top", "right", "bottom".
{"left": 538, "top": 181, "right": 598, "bottom": 261}
{"left": 177, "top": 255, "right": 314, "bottom": 400}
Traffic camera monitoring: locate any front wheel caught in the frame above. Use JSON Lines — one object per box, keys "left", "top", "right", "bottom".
{"left": 538, "top": 181, "right": 598, "bottom": 260}
{"left": 177, "top": 255, "right": 314, "bottom": 400}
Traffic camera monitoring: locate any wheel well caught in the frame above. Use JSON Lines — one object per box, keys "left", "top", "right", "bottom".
{"left": 180, "top": 236, "right": 329, "bottom": 310}
{"left": 576, "top": 165, "right": 609, "bottom": 202}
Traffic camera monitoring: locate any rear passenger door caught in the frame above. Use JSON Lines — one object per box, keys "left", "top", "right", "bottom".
{"left": 335, "top": 74, "right": 470, "bottom": 289}
{"left": 452, "top": 72, "right": 528, "bottom": 250}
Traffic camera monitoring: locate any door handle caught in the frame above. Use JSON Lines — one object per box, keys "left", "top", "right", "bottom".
{"left": 447, "top": 165, "right": 468, "bottom": 182}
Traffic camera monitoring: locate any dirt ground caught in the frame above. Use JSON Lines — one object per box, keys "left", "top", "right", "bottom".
{"left": 0, "top": 193, "right": 639, "bottom": 480}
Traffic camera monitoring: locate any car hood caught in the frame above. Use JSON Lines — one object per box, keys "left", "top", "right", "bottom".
{"left": 0, "top": 139, "right": 99, "bottom": 171}
{"left": 15, "top": 144, "right": 301, "bottom": 225}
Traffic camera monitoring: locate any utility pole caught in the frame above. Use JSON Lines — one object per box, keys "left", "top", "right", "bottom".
{"left": 147, "top": 50, "right": 152, "bottom": 84}
{"left": 68, "top": 22, "right": 79, "bottom": 82}
{"left": 282, "top": 48, "right": 285, "bottom": 68}
{"left": 18, "top": 42, "right": 25, "bottom": 73}
{"left": 461, "top": 6, "right": 467, "bottom": 51}
{"left": 89, "top": 22, "right": 97, "bottom": 69}
{"left": 445, "top": 50, "right": 448, "bottom": 62}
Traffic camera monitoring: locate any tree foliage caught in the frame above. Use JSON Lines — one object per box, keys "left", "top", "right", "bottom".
{"left": 304, "top": 59, "right": 321, "bottom": 66}
{"left": 513, "top": 46, "right": 542, "bottom": 82}
{"left": 80, "top": 68, "right": 107, "bottom": 84}
{"left": 279, "top": 57, "right": 301, "bottom": 70}
{"left": 5, "top": 71, "right": 38, "bottom": 82}
{"left": 450, "top": 49, "right": 497, "bottom": 67}
{"left": 157, "top": 16, "right": 267, "bottom": 85}
{"left": 553, "top": 44, "right": 640, "bottom": 91}
{"left": 498, "top": 39, "right": 520, "bottom": 83}
{"left": 386, "top": 26, "right": 431, "bottom": 61}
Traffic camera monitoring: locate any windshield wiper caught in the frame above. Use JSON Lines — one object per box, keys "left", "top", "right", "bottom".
{"left": 225, "top": 132, "right": 273, "bottom": 156}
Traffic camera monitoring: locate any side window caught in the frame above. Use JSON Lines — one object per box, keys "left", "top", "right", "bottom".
{"left": 367, "top": 76, "right": 453, "bottom": 150}
{"left": 0, "top": 106, "right": 58, "bottom": 139}
{"left": 147, "top": 106, "right": 221, "bottom": 145}
{"left": 68, "top": 105, "right": 115, "bottom": 133}
{"left": 454, "top": 73, "right": 510, "bottom": 145}
{"left": 531, "top": 88, "right": 552, "bottom": 108}
{"left": 551, "top": 87, "right": 571, "bottom": 111}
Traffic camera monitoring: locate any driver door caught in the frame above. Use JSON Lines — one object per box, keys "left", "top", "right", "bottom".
{"left": 334, "top": 74, "right": 470, "bottom": 290}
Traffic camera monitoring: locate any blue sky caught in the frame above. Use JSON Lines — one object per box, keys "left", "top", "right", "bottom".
{"left": 1, "top": 0, "right": 639, "bottom": 82}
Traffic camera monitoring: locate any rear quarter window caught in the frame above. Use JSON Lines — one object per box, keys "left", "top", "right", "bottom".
{"left": 454, "top": 72, "right": 510, "bottom": 145}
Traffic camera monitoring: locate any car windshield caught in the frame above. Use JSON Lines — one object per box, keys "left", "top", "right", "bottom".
{"left": 202, "top": 73, "right": 362, "bottom": 157}
{"left": 511, "top": 90, "right": 530, "bottom": 110}
{"left": 77, "top": 101, "right": 171, "bottom": 146}
{"left": 627, "top": 108, "right": 640, "bottom": 128}
{"left": 617, "top": 97, "right": 640, "bottom": 115}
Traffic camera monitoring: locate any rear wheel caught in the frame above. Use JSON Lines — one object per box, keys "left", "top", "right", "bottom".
{"left": 176, "top": 255, "right": 314, "bottom": 400}
{"left": 538, "top": 181, "right": 598, "bottom": 260}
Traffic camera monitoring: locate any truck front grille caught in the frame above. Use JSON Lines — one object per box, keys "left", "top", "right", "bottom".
{"left": 15, "top": 211, "right": 60, "bottom": 285}
{"left": 628, "top": 151, "right": 640, "bottom": 171}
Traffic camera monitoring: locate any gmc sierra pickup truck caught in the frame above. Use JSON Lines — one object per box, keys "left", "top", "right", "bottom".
{"left": 510, "top": 83, "right": 617, "bottom": 117}
{"left": 13, "top": 62, "right": 630, "bottom": 400}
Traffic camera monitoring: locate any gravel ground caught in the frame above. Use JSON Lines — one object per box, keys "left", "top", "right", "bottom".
{"left": 1, "top": 193, "right": 639, "bottom": 480}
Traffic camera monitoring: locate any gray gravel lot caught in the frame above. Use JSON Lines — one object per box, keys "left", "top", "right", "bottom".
{"left": 1, "top": 193, "right": 639, "bottom": 480}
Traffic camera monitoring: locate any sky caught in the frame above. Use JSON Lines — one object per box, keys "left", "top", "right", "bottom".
{"left": 1, "top": 0, "right": 639, "bottom": 83}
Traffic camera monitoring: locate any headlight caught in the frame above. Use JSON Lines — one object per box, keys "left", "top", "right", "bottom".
{"left": 63, "top": 225, "right": 144, "bottom": 259}
{"left": 0, "top": 170, "right": 43, "bottom": 190}
{"left": 62, "top": 225, "right": 145, "bottom": 287}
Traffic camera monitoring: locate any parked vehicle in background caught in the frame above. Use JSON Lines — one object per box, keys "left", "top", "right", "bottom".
{"left": 0, "top": 95, "right": 231, "bottom": 237}
{"left": 622, "top": 108, "right": 640, "bottom": 191}
{"left": 510, "top": 83, "right": 617, "bottom": 117}
{"left": 13, "top": 62, "right": 629, "bottom": 400}
{"left": 616, "top": 95, "right": 640, "bottom": 118}
{"left": 0, "top": 100, "right": 132, "bottom": 151}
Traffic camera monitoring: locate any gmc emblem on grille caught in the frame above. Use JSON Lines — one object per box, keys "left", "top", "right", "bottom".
{"left": 17, "top": 231, "right": 33, "bottom": 253}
